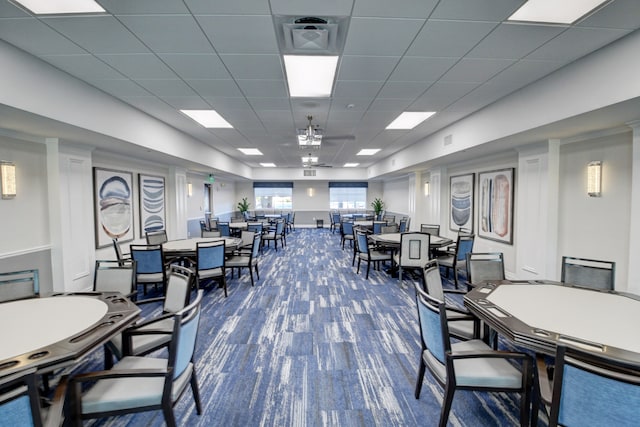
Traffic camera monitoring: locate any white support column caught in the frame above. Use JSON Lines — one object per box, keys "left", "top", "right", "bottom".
{"left": 408, "top": 172, "right": 417, "bottom": 231}
{"left": 46, "top": 138, "right": 63, "bottom": 291}
{"left": 626, "top": 121, "right": 640, "bottom": 294}
{"left": 428, "top": 167, "right": 443, "bottom": 228}
{"left": 167, "top": 166, "right": 188, "bottom": 240}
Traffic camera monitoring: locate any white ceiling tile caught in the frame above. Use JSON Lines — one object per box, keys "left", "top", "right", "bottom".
{"left": 186, "top": 80, "right": 243, "bottom": 97}
{"left": 39, "top": 54, "right": 125, "bottom": 80}
{"left": 219, "top": 54, "right": 283, "bottom": 79}
{"left": 337, "top": 56, "right": 400, "bottom": 81}
{"left": 330, "top": 99, "right": 373, "bottom": 112}
{"left": 236, "top": 80, "right": 288, "bottom": 97}
{"left": 99, "top": 0, "right": 190, "bottom": 14}
{"left": 202, "top": 97, "right": 253, "bottom": 111}
{"left": 247, "top": 98, "right": 291, "bottom": 110}
{"left": 439, "top": 58, "right": 515, "bottom": 83}
{"left": 352, "top": 0, "right": 438, "bottom": 18}
{"left": 578, "top": 0, "right": 640, "bottom": 30}
{"left": 97, "top": 54, "right": 178, "bottom": 79}
{"left": 41, "top": 16, "right": 149, "bottom": 54}
{"left": 333, "top": 81, "right": 384, "bottom": 98}
{"left": 0, "top": 18, "right": 85, "bottom": 55}
{"left": 466, "top": 23, "right": 566, "bottom": 59}
{"left": 134, "top": 79, "right": 198, "bottom": 97}
{"left": 378, "top": 81, "right": 431, "bottom": 100}
{"left": 410, "top": 82, "right": 480, "bottom": 110}
{"left": 407, "top": 20, "right": 497, "bottom": 57}
{"left": 487, "top": 59, "right": 569, "bottom": 87}
{"left": 185, "top": 0, "right": 271, "bottom": 14}
{"left": 158, "top": 54, "right": 231, "bottom": 80}
{"left": 343, "top": 17, "right": 425, "bottom": 55}
{"left": 269, "top": 0, "right": 354, "bottom": 16}
{"left": 388, "top": 57, "right": 457, "bottom": 82}
{"left": 447, "top": 83, "right": 519, "bottom": 113}
{"left": 0, "top": 2, "right": 30, "bottom": 16}
{"left": 159, "top": 96, "right": 210, "bottom": 109}
{"left": 118, "top": 15, "right": 214, "bottom": 54}
{"left": 368, "top": 98, "right": 414, "bottom": 111}
{"left": 196, "top": 15, "right": 279, "bottom": 54}
{"left": 90, "top": 79, "right": 151, "bottom": 97}
{"left": 431, "top": 0, "right": 524, "bottom": 21}
{"left": 527, "top": 27, "right": 631, "bottom": 62}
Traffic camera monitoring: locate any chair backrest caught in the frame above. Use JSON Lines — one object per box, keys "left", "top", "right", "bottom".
{"left": 247, "top": 222, "right": 263, "bottom": 234}
{"left": 381, "top": 224, "right": 398, "bottom": 234}
{"left": 208, "top": 218, "right": 219, "bottom": 230}
{"left": 399, "top": 232, "right": 431, "bottom": 268}
{"left": 414, "top": 283, "right": 449, "bottom": 366}
{"left": 217, "top": 222, "right": 231, "bottom": 237}
{"left": 169, "top": 290, "right": 204, "bottom": 381}
{"left": 240, "top": 230, "right": 256, "bottom": 248}
{"left": 420, "top": 224, "right": 440, "bottom": 236}
{"left": 383, "top": 215, "right": 395, "bottom": 224}
{"left": 341, "top": 221, "right": 354, "bottom": 236}
{"left": 466, "top": 252, "right": 505, "bottom": 286}
{"left": 331, "top": 212, "right": 341, "bottom": 224}
{"left": 112, "top": 238, "right": 127, "bottom": 264}
{"left": 421, "top": 260, "right": 445, "bottom": 301}
{"left": 454, "top": 234, "right": 475, "bottom": 262}
{"left": 561, "top": 256, "right": 615, "bottom": 290}
{"left": 201, "top": 230, "right": 221, "bottom": 238}
{"left": 164, "top": 265, "right": 194, "bottom": 313}
{"left": 548, "top": 345, "right": 640, "bottom": 427}
{"left": 355, "top": 230, "right": 370, "bottom": 255}
{"left": 372, "top": 221, "right": 386, "bottom": 234}
{"left": 199, "top": 220, "right": 207, "bottom": 231}
{"left": 0, "top": 269, "right": 40, "bottom": 302}
{"left": 275, "top": 219, "right": 285, "bottom": 235}
{"left": 399, "top": 218, "right": 409, "bottom": 232}
{"left": 145, "top": 229, "right": 168, "bottom": 245}
{"left": 196, "top": 240, "right": 225, "bottom": 274}
{"left": 0, "top": 369, "right": 43, "bottom": 427}
{"left": 93, "top": 259, "right": 136, "bottom": 296}
{"left": 130, "top": 245, "right": 165, "bottom": 274}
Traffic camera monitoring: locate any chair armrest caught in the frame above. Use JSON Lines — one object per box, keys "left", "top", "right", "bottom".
{"left": 449, "top": 349, "right": 532, "bottom": 362}
{"left": 124, "top": 312, "right": 174, "bottom": 330}
{"left": 443, "top": 288, "right": 468, "bottom": 295}
{"left": 443, "top": 304, "right": 474, "bottom": 317}
{"left": 536, "top": 354, "right": 553, "bottom": 405}
{"left": 134, "top": 296, "right": 165, "bottom": 306}
{"left": 70, "top": 368, "right": 167, "bottom": 385}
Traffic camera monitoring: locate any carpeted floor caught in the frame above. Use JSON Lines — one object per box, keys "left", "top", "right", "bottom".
{"left": 78, "top": 228, "right": 544, "bottom": 426}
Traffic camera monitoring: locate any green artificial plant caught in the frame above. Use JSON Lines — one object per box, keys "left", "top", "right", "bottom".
{"left": 237, "top": 197, "right": 251, "bottom": 214}
{"left": 371, "top": 198, "right": 385, "bottom": 216}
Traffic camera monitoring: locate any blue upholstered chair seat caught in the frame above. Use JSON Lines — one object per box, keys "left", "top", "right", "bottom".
{"left": 81, "top": 356, "right": 193, "bottom": 414}
{"left": 109, "top": 318, "right": 174, "bottom": 359}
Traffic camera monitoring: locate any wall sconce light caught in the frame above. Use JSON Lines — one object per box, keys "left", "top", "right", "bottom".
{"left": 587, "top": 161, "right": 602, "bottom": 197}
{"left": 424, "top": 181, "right": 430, "bottom": 196}
{"left": 307, "top": 187, "right": 315, "bottom": 197}
{"left": 187, "top": 182, "right": 193, "bottom": 197}
{"left": 1, "top": 161, "right": 16, "bottom": 199}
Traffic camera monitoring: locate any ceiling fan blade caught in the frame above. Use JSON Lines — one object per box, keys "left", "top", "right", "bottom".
{"left": 323, "top": 135, "right": 355, "bottom": 141}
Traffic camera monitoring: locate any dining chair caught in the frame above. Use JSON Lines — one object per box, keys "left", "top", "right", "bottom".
{"left": 227, "top": 232, "right": 262, "bottom": 287}
{"left": 130, "top": 244, "right": 169, "bottom": 295}
{"left": 112, "top": 238, "right": 131, "bottom": 265}
{"left": 393, "top": 232, "right": 431, "bottom": 285}
{"left": 104, "top": 264, "right": 195, "bottom": 369}
{"left": 398, "top": 217, "right": 410, "bottom": 232}
{"left": 93, "top": 259, "right": 137, "bottom": 299}
{"left": 330, "top": 212, "right": 341, "bottom": 233}
{"left": 145, "top": 229, "right": 168, "bottom": 245}
{"left": 560, "top": 256, "right": 615, "bottom": 290}
{"left": 372, "top": 220, "right": 386, "bottom": 234}
{"left": 380, "top": 224, "right": 398, "bottom": 234}
{"left": 247, "top": 221, "right": 264, "bottom": 235}
{"left": 217, "top": 222, "right": 231, "bottom": 237}
{"left": 196, "top": 239, "right": 227, "bottom": 296}
{"left": 263, "top": 219, "right": 285, "bottom": 251}
{"left": 466, "top": 252, "right": 506, "bottom": 289}
{"left": 355, "top": 230, "right": 392, "bottom": 280}
{"left": 382, "top": 214, "right": 395, "bottom": 224}
{"left": 71, "top": 290, "right": 204, "bottom": 427}
{"left": 413, "top": 284, "right": 533, "bottom": 427}
{"left": 340, "top": 220, "right": 355, "bottom": 249}
{"left": 0, "top": 368, "right": 67, "bottom": 427}
{"left": 0, "top": 269, "right": 39, "bottom": 302}
{"left": 537, "top": 344, "right": 640, "bottom": 427}
{"left": 437, "top": 234, "right": 475, "bottom": 288}
{"left": 420, "top": 260, "right": 480, "bottom": 341}
{"left": 199, "top": 220, "right": 208, "bottom": 233}
{"left": 287, "top": 211, "right": 295, "bottom": 232}
{"left": 208, "top": 217, "right": 219, "bottom": 230}
{"left": 420, "top": 224, "right": 440, "bottom": 236}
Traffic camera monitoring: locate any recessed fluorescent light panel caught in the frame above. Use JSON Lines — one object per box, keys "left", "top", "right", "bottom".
{"left": 357, "top": 149, "right": 381, "bottom": 156}
{"left": 12, "top": 0, "right": 105, "bottom": 14}
{"left": 302, "top": 156, "right": 318, "bottom": 164}
{"left": 238, "top": 148, "right": 263, "bottom": 155}
{"left": 284, "top": 55, "right": 339, "bottom": 97}
{"left": 508, "top": 0, "right": 608, "bottom": 24}
{"left": 180, "top": 110, "right": 232, "bottom": 128}
{"left": 386, "top": 112, "right": 436, "bottom": 130}
{"left": 260, "top": 163, "right": 276, "bottom": 167}
{"left": 344, "top": 163, "right": 360, "bottom": 167}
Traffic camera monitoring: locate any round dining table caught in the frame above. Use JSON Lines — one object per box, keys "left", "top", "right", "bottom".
{"left": 369, "top": 232, "right": 453, "bottom": 249}
{"left": 163, "top": 237, "right": 242, "bottom": 258}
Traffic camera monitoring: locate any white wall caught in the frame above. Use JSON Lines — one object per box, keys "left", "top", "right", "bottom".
{"left": 558, "top": 130, "right": 632, "bottom": 288}
{"left": 382, "top": 177, "right": 410, "bottom": 216}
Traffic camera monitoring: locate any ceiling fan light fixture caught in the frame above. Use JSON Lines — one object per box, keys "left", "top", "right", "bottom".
{"left": 298, "top": 115, "right": 322, "bottom": 149}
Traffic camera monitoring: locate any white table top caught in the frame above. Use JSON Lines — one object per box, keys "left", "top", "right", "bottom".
{"left": 369, "top": 233, "right": 453, "bottom": 247}
{"left": 0, "top": 296, "right": 107, "bottom": 361}
{"left": 163, "top": 237, "right": 242, "bottom": 252}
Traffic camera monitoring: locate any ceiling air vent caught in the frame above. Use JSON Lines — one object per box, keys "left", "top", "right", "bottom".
{"left": 304, "top": 169, "right": 317, "bottom": 177}
{"left": 275, "top": 15, "right": 349, "bottom": 55}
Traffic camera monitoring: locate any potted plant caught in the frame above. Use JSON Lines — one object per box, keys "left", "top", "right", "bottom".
{"left": 371, "top": 198, "right": 385, "bottom": 220}
{"left": 237, "top": 197, "right": 251, "bottom": 218}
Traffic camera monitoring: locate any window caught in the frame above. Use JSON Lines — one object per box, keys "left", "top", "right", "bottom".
{"left": 254, "top": 182, "right": 293, "bottom": 210}
{"left": 329, "top": 182, "right": 367, "bottom": 210}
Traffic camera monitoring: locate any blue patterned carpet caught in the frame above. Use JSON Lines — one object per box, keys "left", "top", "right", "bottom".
{"left": 78, "top": 228, "right": 543, "bottom": 426}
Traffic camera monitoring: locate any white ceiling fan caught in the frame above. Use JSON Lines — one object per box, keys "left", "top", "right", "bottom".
{"left": 302, "top": 153, "right": 332, "bottom": 168}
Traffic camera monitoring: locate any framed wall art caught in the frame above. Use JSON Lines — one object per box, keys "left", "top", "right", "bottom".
{"left": 93, "top": 168, "right": 134, "bottom": 248}
{"left": 138, "top": 173, "right": 166, "bottom": 237}
{"left": 449, "top": 173, "right": 474, "bottom": 232}
{"left": 478, "top": 168, "right": 515, "bottom": 244}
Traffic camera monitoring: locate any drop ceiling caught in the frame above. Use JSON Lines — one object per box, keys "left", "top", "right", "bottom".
{"left": 0, "top": 0, "right": 639, "bottom": 171}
